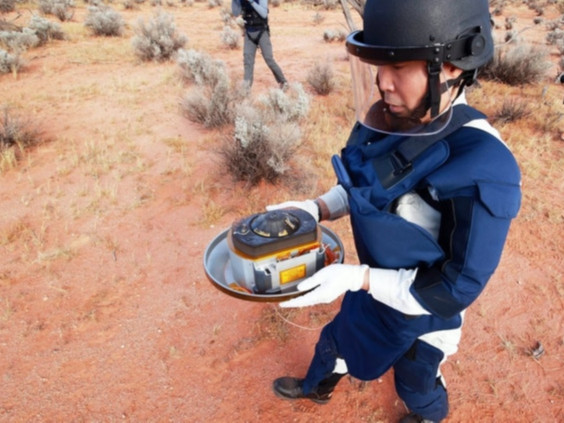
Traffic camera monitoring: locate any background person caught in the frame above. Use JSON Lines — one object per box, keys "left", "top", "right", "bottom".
{"left": 231, "top": 0, "right": 287, "bottom": 90}
{"left": 268, "top": 0, "right": 522, "bottom": 422}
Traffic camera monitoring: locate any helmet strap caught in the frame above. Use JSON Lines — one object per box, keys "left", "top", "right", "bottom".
{"left": 427, "top": 62, "right": 442, "bottom": 118}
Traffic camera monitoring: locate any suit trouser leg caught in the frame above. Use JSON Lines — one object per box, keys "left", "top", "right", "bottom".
{"left": 302, "top": 324, "right": 343, "bottom": 394}
{"left": 394, "top": 339, "right": 449, "bottom": 422}
{"left": 243, "top": 33, "right": 258, "bottom": 86}
{"left": 257, "top": 31, "right": 286, "bottom": 84}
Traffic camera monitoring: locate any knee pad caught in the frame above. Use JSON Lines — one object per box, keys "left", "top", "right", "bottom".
{"left": 394, "top": 340, "right": 445, "bottom": 394}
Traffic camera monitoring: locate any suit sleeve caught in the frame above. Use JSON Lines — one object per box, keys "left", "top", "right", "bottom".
{"left": 410, "top": 192, "right": 517, "bottom": 319}
{"left": 250, "top": 0, "right": 268, "bottom": 19}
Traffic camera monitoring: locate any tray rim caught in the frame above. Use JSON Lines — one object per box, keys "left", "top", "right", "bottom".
{"left": 203, "top": 224, "right": 344, "bottom": 302}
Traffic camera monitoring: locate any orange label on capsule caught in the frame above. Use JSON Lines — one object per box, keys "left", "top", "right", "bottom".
{"left": 280, "top": 265, "right": 306, "bottom": 284}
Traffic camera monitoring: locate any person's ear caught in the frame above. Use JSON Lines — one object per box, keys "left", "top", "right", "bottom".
{"left": 443, "top": 62, "right": 463, "bottom": 79}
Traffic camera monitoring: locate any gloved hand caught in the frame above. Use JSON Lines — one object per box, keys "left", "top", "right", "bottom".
{"left": 279, "top": 264, "right": 369, "bottom": 308}
{"left": 266, "top": 199, "right": 319, "bottom": 222}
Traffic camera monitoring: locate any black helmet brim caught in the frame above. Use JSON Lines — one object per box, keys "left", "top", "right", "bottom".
{"left": 346, "top": 30, "right": 490, "bottom": 71}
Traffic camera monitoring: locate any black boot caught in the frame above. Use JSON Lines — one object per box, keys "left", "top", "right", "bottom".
{"left": 272, "top": 373, "right": 344, "bottom": 404}
{"left": 399, "top": 412, "right": 438, "bottom": 423}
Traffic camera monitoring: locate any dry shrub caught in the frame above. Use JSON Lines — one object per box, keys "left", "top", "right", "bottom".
{"left": 312, "top": 12, "right": 324, "bottom": 25}
{"left": 0, "top": 48, "right": 22, "bottom": 73}
{"left": 307, "top": 60, "right": 335, "bottom": 95}
{"left": 221, "top": 103, "right": 302, "bottom": 185}
{"left": 178, "top": 48, "right": 311, "bottom": 185}
{"left": 220, "top": 25, "right": 240, "bottom": 49}
{"left": 28, "top": 14, "right": 65, "bottom": 45}
{"left": 177, "top": 48, "right": 226, "bottom": 86}
{"left": 258, "top": 82, "right": 310, "bottom": 122}
{"left": 323, "top": 28, "right": 346, "bottom": 42}
{"left": 181, "top": 77, "right": 238, "bottom": 128}
{"left": 481, "top": 44, "right": 551, "bottom": 85}
{"left": 38, "top": 0, "right": 75, "bottom": 22}
{"left": 0, "top": 15, "right": 64, "bottom": 58}
{"left": 178, "top": 48, "right": 239, "bottom": 128}
{"left": 0, "top": 106, "right": 43, "bottom": 171}
{"left": 84, "top": 5, "right": 125, "bottom": 37}
{"left": 219, "top": 83, "right": 310, "bottom": 186}
{"left": 0, "top": 0, "right": 16, "bottom": 13}
{"left": 0, "top": 29, "right": 39, "bottom": 52}
{"left": 492, "top": 97, "right": 531, "bottom": 124}
{"left": 132, "top": 11, "right": 187, "bottom": 61}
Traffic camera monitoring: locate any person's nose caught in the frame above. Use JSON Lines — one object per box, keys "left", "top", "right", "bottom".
{"left": 377, "top": 66, "right": 394, "bottom": 92}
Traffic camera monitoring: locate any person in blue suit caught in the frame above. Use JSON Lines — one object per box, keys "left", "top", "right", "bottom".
{"left": 268, "top": 1, "right": 522, "bottom": 422}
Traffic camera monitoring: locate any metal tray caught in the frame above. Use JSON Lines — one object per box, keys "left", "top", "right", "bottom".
{"left": 203, "top": 225, "right": 344, "bottom": 302}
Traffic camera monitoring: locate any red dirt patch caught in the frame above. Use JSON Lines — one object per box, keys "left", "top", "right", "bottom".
{"left": 1, "top": 2, "right": 563, "bottom": 422}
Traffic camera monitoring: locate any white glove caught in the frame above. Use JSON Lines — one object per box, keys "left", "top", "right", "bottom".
{"left": 280, "top": 264, "right": 369, "bottom": 308}
{"left": 266, "top": 199, "right": 319, "bottom": 222}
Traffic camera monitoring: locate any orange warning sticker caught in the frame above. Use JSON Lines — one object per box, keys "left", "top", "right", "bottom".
{"left": 280, "top": 264, "right": 306, "bottom": 285}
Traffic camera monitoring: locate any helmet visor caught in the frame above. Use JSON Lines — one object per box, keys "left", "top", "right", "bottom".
{"left": 349, "top": 54, "right": 455, "bottom": 136}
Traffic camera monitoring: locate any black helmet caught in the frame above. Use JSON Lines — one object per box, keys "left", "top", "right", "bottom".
{"left": 346, "top": 0, "right": 493, "bottom": 132}
{"left": 348, "top": 0, "right": 493, "bottom": 71}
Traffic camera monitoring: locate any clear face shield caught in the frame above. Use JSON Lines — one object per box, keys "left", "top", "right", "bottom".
{"left": 349, "top": 54, "right": 458, "bottom": 136}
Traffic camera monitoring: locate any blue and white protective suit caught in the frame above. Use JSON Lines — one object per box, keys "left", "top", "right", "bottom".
{"left": 302, "top": 96, "right": 521, "bottom": 421}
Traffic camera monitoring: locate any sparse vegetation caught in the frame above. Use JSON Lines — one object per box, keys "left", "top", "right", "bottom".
{"left": 0, "top": 3, "right": 563, "bottom": 420}
{"left": 178, "top": 48, "right": 239, "bottom": 128}
{"left": 0, "top": 0, "right": 16, "bottom": 13}
{"left": 0, "top": 29, "right": 39, "bottom": 52}
{"left": 307, "top": 60, "right": 335, "bottom": 95}
{"left": 131, "top": 10, "right": 187, "bottom": 61}
{"left": 323, "top": 28, "right": 347, "bottom": 42}
{"left": 257, "top": 83, "right": 310, "bottom": 122}
{"left": 220, "top": 24, "right": 240, "bottom": 49}
{"left": 220, "top": 102, "right": 301, "bottom": 185}
{"left": 84, "top": 5, "right": 125, "bottom": 37}
{"left": 492, "top": 97, "right": 531, "bottom": 124}
{"left": 0, "top": 48, "right": 21, "bottom": 73}
{"left": 28, "top": 14, "right": 65, "bottom": 45}
{"left": 38, "top": 0, "right": 75, "bottom": 22}
{"left": 219, "top": 83, "right": 310, "bottom": 185}
{"left": 181, "top": 77, "right": 237, "bottom": 128}
{"left": 0, "top": 107, "right": 43, "bottom": 172}
{"left": 481, "top": 44, "right": 552, "bottom": 85}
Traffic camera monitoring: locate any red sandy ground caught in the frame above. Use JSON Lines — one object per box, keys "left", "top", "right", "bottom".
{"left": 1, "top": 2, "right": 563, "bottom": 422}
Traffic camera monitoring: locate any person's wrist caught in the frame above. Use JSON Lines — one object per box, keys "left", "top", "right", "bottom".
{"left": 313, "top": 199, "right": 322, "bottom": 221}
{"left": 361, "top": 267, "right": 370, "bottom": 291}
{"left": 314, "top": 198, "right": 330, "bottom": 222}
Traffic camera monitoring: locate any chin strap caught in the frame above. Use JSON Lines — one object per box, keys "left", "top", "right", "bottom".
{"left": 427, "top": 62, "right": 443, "bottom": 118}
{"left": 427, "top": 65, "right": 478, "bottom": 118}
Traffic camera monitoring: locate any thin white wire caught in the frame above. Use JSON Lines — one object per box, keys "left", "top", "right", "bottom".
{"left": 270, "top": 304, "right": 327, "bottom": 331}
